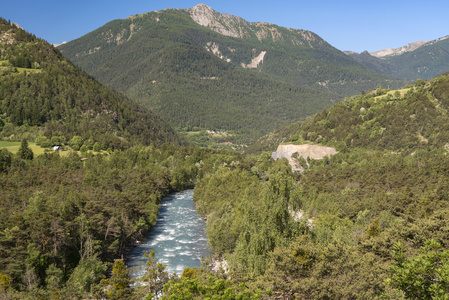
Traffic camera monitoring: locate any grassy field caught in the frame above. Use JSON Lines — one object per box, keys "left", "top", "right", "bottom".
{"left": 1, "top": 141, "right": 50, "bottom": 156}
{"left": 0, "top": 141, "right": 105, "bottom": 157}
{"left": 0, "top": 60, "right": 42, "bottom": 74}
{"left": 179, "top": 129, "right": 245, "bottom": 150}
{"left": 16, "top": 67, "right": 42, "bottom": 74}
{"left": 0, "top": 141, "right": 21, "bottom": 148}
{"left": 374, "top": 88, "right": 411, "bottom": 101}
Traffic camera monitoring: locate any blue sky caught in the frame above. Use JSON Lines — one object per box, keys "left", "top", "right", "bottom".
{"left": 2, "top": 0, "right": 449, "bottom": 53}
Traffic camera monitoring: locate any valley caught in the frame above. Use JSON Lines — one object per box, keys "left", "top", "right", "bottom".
{"left": 1, "top": 5, "right": 449, "bottom": 299}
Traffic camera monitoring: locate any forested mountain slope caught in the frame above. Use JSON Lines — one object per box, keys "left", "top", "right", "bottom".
{"left": 249, "top": 74, "right": 449, "bottom": 153}
{"left": 348, "top": 36, "right": 449, "bottom": 80}
{"left": 0, "top": 18, "right": 183, "bottom": 148}
{"left": 59, "top": 4, "right": 406, "bottom": 143}
{"left": 184, "top": 74, "right": 449, "bottom": 298}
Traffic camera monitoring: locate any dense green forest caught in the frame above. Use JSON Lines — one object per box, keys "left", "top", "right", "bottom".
{"left": 249, "top": 74, "right": 449, "bottom": 154}
{"left": 174, "top": 75, "right": 449, "bottom": 299}
{"left": 3, "top": 139, "right": 449, "bottom": 298}
{"left": 0, "top": 18, "right": 184, "bottom": 149}
{"left": 0, "top": 142, "right": 244, "bottom": 299}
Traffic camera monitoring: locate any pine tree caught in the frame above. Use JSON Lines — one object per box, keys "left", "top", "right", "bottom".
{"left": 107, "top": 259, "right": 133, "bottom": 300}
{"left": 141, "top": 251, "right": 169, "bottom": 300}
{"left": 17, "top": 138, "right": 33, "bottom": 160}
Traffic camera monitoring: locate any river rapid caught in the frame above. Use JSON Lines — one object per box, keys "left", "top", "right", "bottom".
{"left": 126, "top": 189, "right": 210, "bottom": 279}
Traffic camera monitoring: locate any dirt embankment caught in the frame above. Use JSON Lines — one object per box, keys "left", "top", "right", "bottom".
{"left": 272, "top": 144, "right": 337, "bottom": 171}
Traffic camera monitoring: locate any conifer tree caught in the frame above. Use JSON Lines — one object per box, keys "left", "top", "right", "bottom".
{"left": 141, "top": 251, "right": 169, "bottom": 300}
{"left": 107, "top": 259, "right": 133, "bottom": 299}
{"left": 17, "top": 138, "right": 33, "bottom": 160}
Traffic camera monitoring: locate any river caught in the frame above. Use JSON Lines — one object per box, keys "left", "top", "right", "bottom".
{"left": 126, "top": 189, "right": 210, "bottom": 279}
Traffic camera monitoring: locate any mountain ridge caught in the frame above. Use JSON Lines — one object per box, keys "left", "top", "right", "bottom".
{"left": 369, "top": 35, "right": 449, "bottom": 58}
{"left": 187, "top": 3, "right": 321, "bottom": 45}
{"left": 346, "top": 35, "right": 449, "bottom": 80}
{"left": 59, "top": 4, "right": 407, "bottom": 144}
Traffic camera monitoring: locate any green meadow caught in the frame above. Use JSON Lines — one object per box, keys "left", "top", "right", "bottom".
{"left": 0, "top": 141, "right": 50, "bottom": 156}
{"left": 0, "top": 141, "right": 106, "bottom": 157}
{"left": 0, "top": 60, "right": 42, "bottom": 74}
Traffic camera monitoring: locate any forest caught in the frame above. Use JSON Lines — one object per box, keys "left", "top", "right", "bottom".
{"left": 0, "top": 141, "right": 249, "bottom": 299}
{"left": 2, "top": 16, "right": 449, "bottom": 299}
{"left": 0, "top": 18, "right": 183, "bottom": 149}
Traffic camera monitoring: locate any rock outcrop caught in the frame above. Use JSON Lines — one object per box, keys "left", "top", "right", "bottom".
{"left": 187, "top": 4, "right": 250, "bottom": 38}
{"left": 370, "top": 36, "right": 449, "bottom": 58}
{"left": 187, "top": 4, "right": 320, "bottom": 45}
{"left": 272, "top": 144, "right": 337, "bottom": 171}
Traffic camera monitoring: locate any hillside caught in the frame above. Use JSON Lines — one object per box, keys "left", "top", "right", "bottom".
{"left": 187, "top": 73, "right": 449, "bottom": 298}
{"left": 249, "top": 74, "right": 449, "bottom": 153}
{"left": 348, "top": 36, "right": 449, "bottom": 80}
{"left": 185, "top": 4, "right": 405, "bottom": 94}
{"left": 0, "top": 18, "right": 184, "bottom": 149}
{"left": 59, "top": 4, "right": 407, "bottom": 144}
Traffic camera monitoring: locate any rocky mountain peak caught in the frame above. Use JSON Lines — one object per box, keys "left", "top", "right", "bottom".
{"left": 186, "top": 4, "right": 320, "bottom": 46}
{"left": 187, "top": 4, "right": 249, "bottom": 38}
{"left": 369, "top": 35, "right": 449, "bottom": 58}
{"left": 187, "top": 3, "right": 218, "bottom": 27}
{"left": 190, "top": 3, "right": 214, "bottom": 16}
{"left": 370, "top": 40, "right": 430, "bottom": 58}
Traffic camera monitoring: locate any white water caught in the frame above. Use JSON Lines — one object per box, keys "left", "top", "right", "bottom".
{"left": 126, "top": 190, "right": 210, "bottom": 278}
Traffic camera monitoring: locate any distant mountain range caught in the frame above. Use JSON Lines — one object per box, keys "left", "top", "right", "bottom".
{"left": 59, "top": 4, "right": 408, "bottom": 143}
{"left": 346, "top": 36, "right": 449, "bottom": 80}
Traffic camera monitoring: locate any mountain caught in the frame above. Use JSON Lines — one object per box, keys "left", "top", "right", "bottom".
{"left": 0, "top": 18, "right": 184, "bottom": 148}
{"left": 347, "top": 36, "right": 449, "bottom": 80}
{"left": 249, "top": 73, "right": 449, "bottom": 153}
{"left": 370, "top": 40, "right": 431, "bottom": 58}
{"left": 189, "top": 73, "right": 449, "bottom": 298}
{"left": 58, "top": 4, "right": 406, "bottom": 144}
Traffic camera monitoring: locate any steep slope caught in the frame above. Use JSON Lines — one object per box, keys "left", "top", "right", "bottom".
{"left": 249, "top": 74, "right": 449, "bottom": 153}
{"left": 59, "top": 5, "right": 405, "bottom": 143}
{"left": 348, "top": 36, "right": 449, "bottom": 80}
{"left": 383, "top": 36, "right": 449, "bottom": 79}
{"left": 345, "top": 50, "right": 399, "bottom": 77}
{"left": 185, "top": 4, "right": 405, "bottom": 94}
{"left": 0, "top": 18, "right": 183, "bottom": 148}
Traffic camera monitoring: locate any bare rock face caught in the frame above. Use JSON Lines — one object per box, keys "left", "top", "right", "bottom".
{"left": 272, "top": 144, "right": 337, "bottom": 171}
{"left": 370, "top": 36, "right": 449, "bottom": 58}
{"left": 187, "top": 4, "right": 319, "bottom": 45}
{"left": 241, "top": 51, "right": 266, "bottom": 68}
{"left": 11, "top": 23, "right": 22, "bottom": 30}
{"left": 187, "top": 4, "right": 249, "bottom": 38}
{"left": 370, "top": 40, "right": 429, "bottom": 58}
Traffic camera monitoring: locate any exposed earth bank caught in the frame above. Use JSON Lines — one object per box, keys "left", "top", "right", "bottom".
{"left": 272, "top": 144, "right": 337, "bottom": 171}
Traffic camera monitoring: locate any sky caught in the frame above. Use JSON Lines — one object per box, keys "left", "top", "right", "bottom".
{"left": 2, "top": 0, "right": 449, "bottom": 53}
